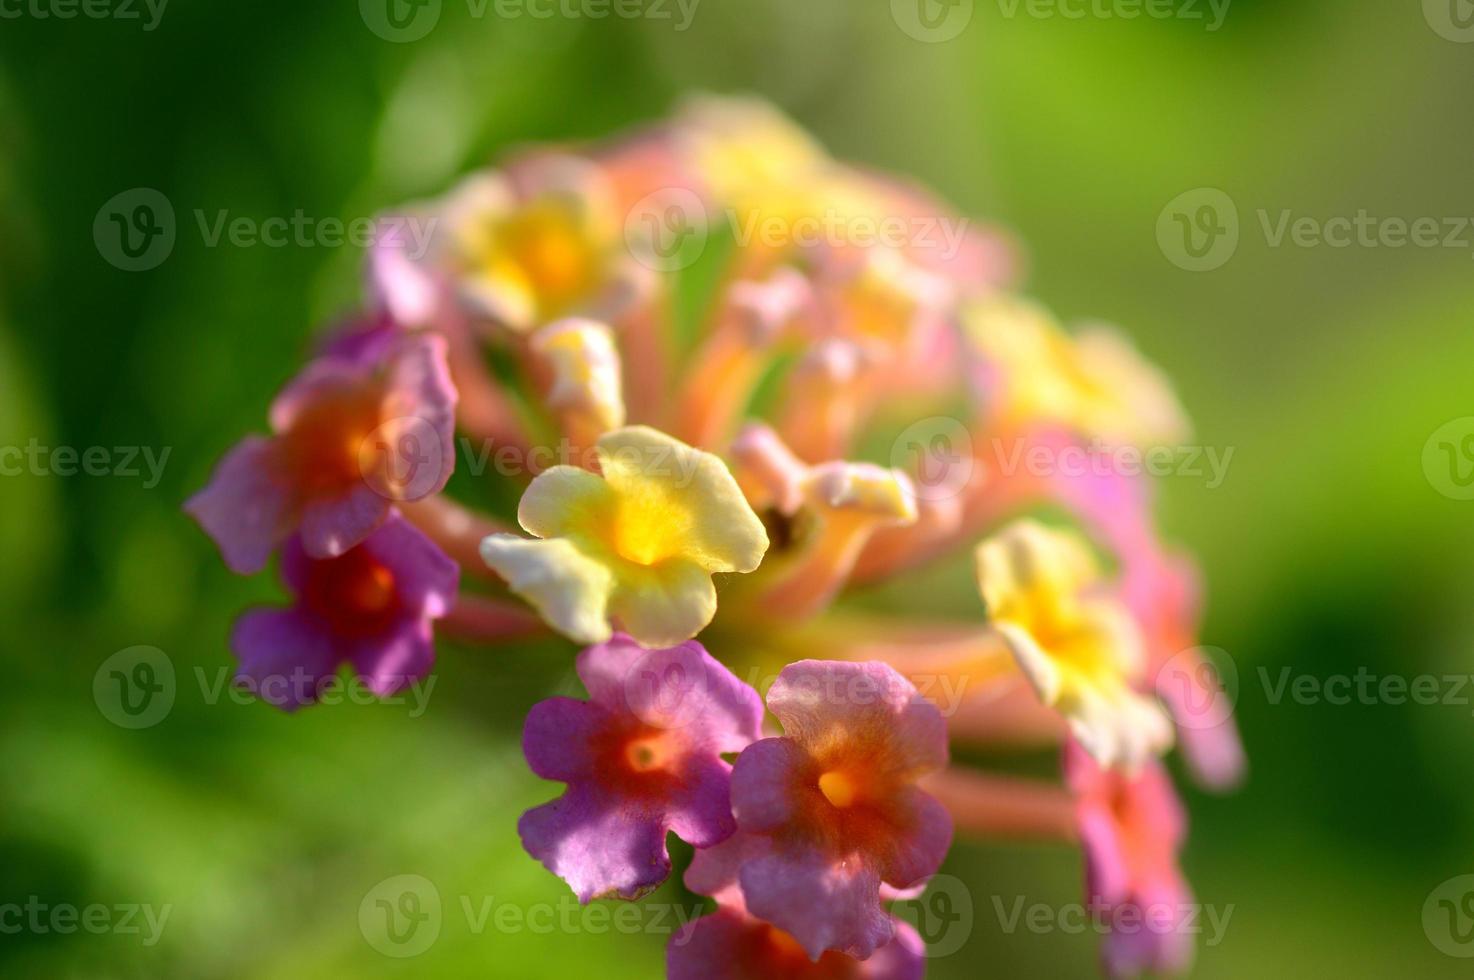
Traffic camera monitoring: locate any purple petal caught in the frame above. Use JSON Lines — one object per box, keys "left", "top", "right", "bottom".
{"left": 766, "top": 661, "right": 949, "bottom": 778}
{"left": 230, "top": 608, "right": 341, "bottom": 711}
{"left": 730, "top": 738, "right": 807, "bottom": 833}
{"left": 874, "top": 787, "right": 953, "bottom": 889}
{"left": 667, "top": 909, "right": 925, "bottom": 980}
{"left": 349, "top": 618, "right": 434, "bottom": 696}
{"left": 368, "top": 219, "right": 447, "bottom": 328}
{"left": 298, "top": 481, "right": 391, "bottom": 559}
{"left": 522, "top": 696, "right": 605, "bottom": 782}
{"left": 518, "top": 785, "right": 671, "bottom": 902}
{"left": 685, "top": 830, "right": 773, "bottom": 913}
{"left": 185, "top": 436, "right": 294, "bottom": 575}
{"left": 317, "top": 312, "right": 402, "bottom": 365}
{"left": 267, "top": 357, "right": 366, "bottom": 434}
{"left": 665, "top": 754, "right": 738, "bottom": 849}
{"left": 739, "top": 847, "right": 892, "bottom": 960}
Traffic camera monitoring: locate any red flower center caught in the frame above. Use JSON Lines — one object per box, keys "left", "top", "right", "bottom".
{"left": 301, "top": 546, "right": 403, "bottom": 637}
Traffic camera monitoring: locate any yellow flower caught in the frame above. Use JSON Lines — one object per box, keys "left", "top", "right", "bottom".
{"left": 964, "top": 296, "right": 1189, "bottom": 445}
{"left": 975, "top": 519, "right": 1171, "bottom": 770}
{"left": 480, "top": 426, "right": 769, "bottom": 647}
{"left": 440, "top": 163, "right": 622, "bottom": 332}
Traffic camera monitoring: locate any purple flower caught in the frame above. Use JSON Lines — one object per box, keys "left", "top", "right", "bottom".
{"left": 230, "top": 514, "right": 458, "bottom": 710}
{"left": 518, "top": 635, "right": 764, "bottom": 902}
{"left": 726, "top": 660, "right": 953, "bottom": 961}
{"left": 668, "top": 907, "right": 925, "bottom": 980}
{"left": 186, "top": 332, "right": 457, "bottom": 574}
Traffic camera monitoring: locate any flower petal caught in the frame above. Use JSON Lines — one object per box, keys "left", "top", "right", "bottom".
{"left": 739, "top": 847, "right": 892, "bottom": 960}
{"left": 596, "top": 426, "right": 768, "bottom": 574}
{"left": 608, "top": 557, "right": 718, "bottom": 648}
{"left": 517, "top": 785, "right": 671, "bottom": 902}
{"left": 184, "top": 436, "right": 294, "bottom": 575}
{"left": 230, "top": 608, "right": 340, "bottom": 711}
{"left": 480, "top": 534, "right": 615, "bottom": 644}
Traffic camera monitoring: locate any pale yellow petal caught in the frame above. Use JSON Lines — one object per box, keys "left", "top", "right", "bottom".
{"left": 595, "top": 426, "right": 769, "bottom": 573}
{"left": 479, "top": 534, "right": 614, "bottom": 644}
{"left": 608, "top": 557, "right": 718, "bottom": 648}
{"left": 516, "top": 465, "right": 616, "bottom": 540}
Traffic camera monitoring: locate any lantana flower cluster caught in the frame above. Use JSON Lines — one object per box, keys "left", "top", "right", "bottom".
{"left": 188, "top": 97, "right": 1243, "bottom": 977}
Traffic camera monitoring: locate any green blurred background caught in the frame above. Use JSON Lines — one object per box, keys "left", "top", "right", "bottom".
{"left": 3, "top": 1, "right": 1472, "bottom": 976}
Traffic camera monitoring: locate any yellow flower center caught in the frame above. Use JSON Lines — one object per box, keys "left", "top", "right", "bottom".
{"left": 624, "top": 735, "right": 672, "bottom": 773}
{"left": 818, "top": 770, "right": 859, "bottom": 808}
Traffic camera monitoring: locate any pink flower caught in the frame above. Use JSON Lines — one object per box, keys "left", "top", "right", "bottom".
{"left": 668, "top": 907, "right": 925, "bottom": 980}
{"left": 518, "top": 635, "right": 764, "bottom": 902}
{"left": 726, "top": 660, "right": 952, "bottom": 960}
{"left": 230, "top": 514, "right": 458, "bottom": 710}
{"left": 1066, "top": 741, "right": 1196, "bottom": 977}
{"left": 186, "top": 332, "right": 457, "bottom": 574}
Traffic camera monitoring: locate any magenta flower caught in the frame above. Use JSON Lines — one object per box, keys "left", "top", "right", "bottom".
{"left": 518, "top": 634, "right": 764, "bottom": 902}
{"left": 230, "top": 514, "right": 458, "bottom": 710}
{"left": 186, "top": 331, "right": 457, "bottom": 574}
{"left": 726, "top": 660, "right": 952, "bottom": 960}
{"left": 668, "top": 907, "right": 925, "bottom": 980}
{"left": 1066, "top": 741, "right": 1195, "bottom": 977}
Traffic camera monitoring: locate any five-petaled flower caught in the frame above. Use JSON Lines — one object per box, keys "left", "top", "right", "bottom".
{"left": 480, "top": 425, "right": 769, "bottom": 648}
{"left": 230, "top": 514, "right": 458, "bottom": 710}
{"left": 722, "top": 660, "right": 952, "bottom": 960}
{"left": 519, "top": 634, "right": 765, "bottom": 901}
{"left": 186, "top": 332, "right": 457, "bottom": 574}
{"left": 976, "top": 519, "right": 1172, "bottom": 771}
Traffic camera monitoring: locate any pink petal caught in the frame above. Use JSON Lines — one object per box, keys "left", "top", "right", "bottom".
{"left": 230, "top": 608, "right": 340, "bottom": 711}
{"left": 738, "top": 846, "right": 893, "bottom": 960}
{"left": 184, "top": 436, "right": 295, "bottom": 575}
{"left": 522, "top": 697, "right": 605, "bottom": 782}
{"left": 517, "top": 785, "right": 670, "bottom": 902}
